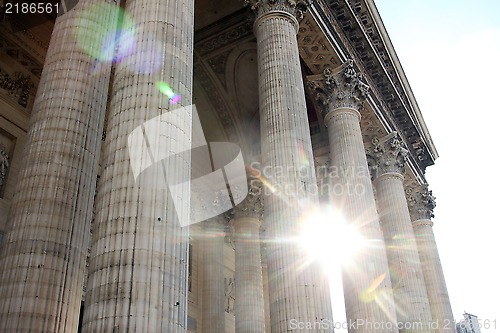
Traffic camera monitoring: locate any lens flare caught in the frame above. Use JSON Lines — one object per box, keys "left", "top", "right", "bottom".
{"left": 170, "top": 95, "right": 181, "bottom": 104}
{"left": 296, "top": 140, "right": 310, "bottom": 167}
{"left": 298, "top": 206, "right": 366, "bottom": 270}
{"left": 360, "top": 273, "right": 386, "bottom": 302}
{"left": 156, "top": 81, "right": 181, "bottom": 104}
{"left": 124, "top": 35, "right": 164, "bottom": 74}
{"left": 76, "top": 3, "right": 136, "bottom": 62}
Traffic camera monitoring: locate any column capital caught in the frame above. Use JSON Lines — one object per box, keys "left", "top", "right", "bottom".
{"left": 307, "top": 59, "right": 370, "bottom": 120}
{"left": 367, "top": 132, "right": 409, "bottom": 179}
{"left": 245, "top": 0, "right": 311, "bottom": 24}
{"left": 406, "top": 184, "right": 436, "bottom": 221}
{"left": 227, "top": 179, "right": 264, "bottom": 221}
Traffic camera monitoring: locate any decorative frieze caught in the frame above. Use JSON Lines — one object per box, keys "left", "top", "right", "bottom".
{"left": 406, "top": 184, "right": 436, "bottom": 221}
{"left": 0, "top": 69, "right": 34, "bottom": 108}
{"left": 308, "top": 60, "right": 370, "bottom": 116}
{"left": 195, "top": 19, "right": 253, "bottom": 56}
{"left": 367, "top": 132, "right": 409, "bottom": 178}
{"left": 193, "top": 63, "right": 239, "bottom": 142}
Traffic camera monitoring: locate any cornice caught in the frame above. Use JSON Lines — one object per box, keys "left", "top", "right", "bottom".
{"left": 317, "top": 0, "right": 437, "bottom": 173}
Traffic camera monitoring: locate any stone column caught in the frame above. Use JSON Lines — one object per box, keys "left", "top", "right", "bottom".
{"left": 407, "top": 185, "right": 454, "bottom": 333}
{"left": 83, "top": 0, "right": 194, "bottom": 332}
{"left": 368, "top": 133, "right": 433, "bottom": 332}
{"left": 201, "top": 217, "right": 226, "bottom": 333}
{"left": 0, "top": 2, "right": 120, "bottom": 332}
{"left": 247, "top": 0, "right": 334, "bottom": 331}
{"left": 308, "top": 61, "right": 397, "bottom": 332}
{"left": 229, "top": 181, "right": 266, "bottom": 333}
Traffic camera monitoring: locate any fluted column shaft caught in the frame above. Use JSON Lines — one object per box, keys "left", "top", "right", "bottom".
{"left": 231, "top": 216, "right": 265, "bottom": 333}
{"left": 413, "top": 220, "right": 454, "bottom": 332}
{"left": 83, "top": 0, "right": 194, "bottom": 332}
{"left": 373, "top": 173, "right": 432, "bottom": 332}
{"left": 0, "top": 2, "right": 119, "bottom": 332}
{"left": 308, "top": 62, "right": 397, "bottom": 332}
{"left": 253, "top": 3, "right": 333, "bottom": 332}
{"left": 201, "top": 219, "right": 226, "bottom": 333}
{"left": 408, "top": 186, "right": 454, "bottom": 333}
{"left": 325, "top": 109, "right": 396, "bottom": 333}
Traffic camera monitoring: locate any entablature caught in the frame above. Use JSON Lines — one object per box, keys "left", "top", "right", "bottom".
{"left": 303, "top": 0, "right": 437, "bottom": 181}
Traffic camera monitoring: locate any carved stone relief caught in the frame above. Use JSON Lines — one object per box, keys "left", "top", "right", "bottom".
{"left": 0, "top": 68, "right": 34, "bottom": 108}
{"left": 0, "top": 130, "right": 14, "bottom": 198}
{"left": 224, "top": 276, "right": 235, "bottom": 314}
{"left": 0, "top": 143, "right": 8, "bottom": 195}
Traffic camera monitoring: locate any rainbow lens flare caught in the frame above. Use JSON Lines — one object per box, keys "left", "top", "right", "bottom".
{"left": 157, "top": 81, "right": 181, "bottom": 104}
{"left": 76, "top": 3, "right": 136, "bottom": 62}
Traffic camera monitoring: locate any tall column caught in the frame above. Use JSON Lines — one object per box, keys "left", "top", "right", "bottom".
{"left": 201, "top": 217, "right": 226, "bottom": 333}
{"left": 308, "top": 62, "right": 397, "bottom": 333}
{"left": 368, "top": 133, "right": 433, "bottom": 332}
{"left": 83, "top": 0, "right": 194, "bottom": 332}
{"left": 0, "top": 2, "right": 120, "bottom": 332}
{"left": 407, "top": 185, "right": 454, "bottom": 333}
{"left": 247, "top": 0, "right": 334, "bottom": 331}
{"left": 229, "top": 181, "right": 266, "bottom": 333}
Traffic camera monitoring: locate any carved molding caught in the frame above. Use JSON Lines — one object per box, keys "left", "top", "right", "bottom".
{"left": 0, "top": 68, "right": 34, "bottom": 108}
{"left": 367, "top": 131, "right": 408, "bottom": 179}
{"left": 326, "top": 0, "right": 435, "bottom": 172}
{"left": 206, "top": 49, "right": 232, "bottom": 88}
{"left": 406, "top": 183, "right": 436, "bottom": 221}
{"left": 0, "top": 33, "right": 44, "bottom": 77}
{"left": 193, "top": 63, "right": 239, "bottom": 142}
{"left": 307, "top": 59, "right": 369, "bottom": 118}
{"left": 195, "top": 18, "right": 253, "bottom": 57}
{"left": 245, "top": 0, "right": 311, "bottom": 22}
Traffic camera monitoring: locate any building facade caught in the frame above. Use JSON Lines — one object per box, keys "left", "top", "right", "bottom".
{"left": 457, "top": 313, "right": 483, "bottom": 333}
{"left": 0, "top": 0, "right": 455, "bottom": 332}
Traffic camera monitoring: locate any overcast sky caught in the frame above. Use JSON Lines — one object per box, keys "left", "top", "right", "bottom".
{"left": 368, "top": 0, "right": 499, "bottom": 331}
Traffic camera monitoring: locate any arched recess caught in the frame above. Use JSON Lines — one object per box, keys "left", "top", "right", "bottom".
{"left": 193, "top": 76, "right": 228, "bottom": 143}
{"left": 225, "top": 42, "right": 259, "bottom": 161}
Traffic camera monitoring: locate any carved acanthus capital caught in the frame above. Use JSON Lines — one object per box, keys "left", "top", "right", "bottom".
{"left": 307, "top": 59, "right": 370, "bottom": 116}
{"left": 406, "top": 184, "right": 436, "bottom": 221}
{"left": 367, "top": 132, "right": 409, "bottom": 179}
{"left": 245, "top": 0, "right": 312, "bottom": 22}
{"left": 230, "top": 178, "right": 264, "bottom": 220}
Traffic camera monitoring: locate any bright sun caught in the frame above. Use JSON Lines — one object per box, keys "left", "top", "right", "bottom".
{"left": 298, "top": 206, "right": 366, "bottom": 272}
